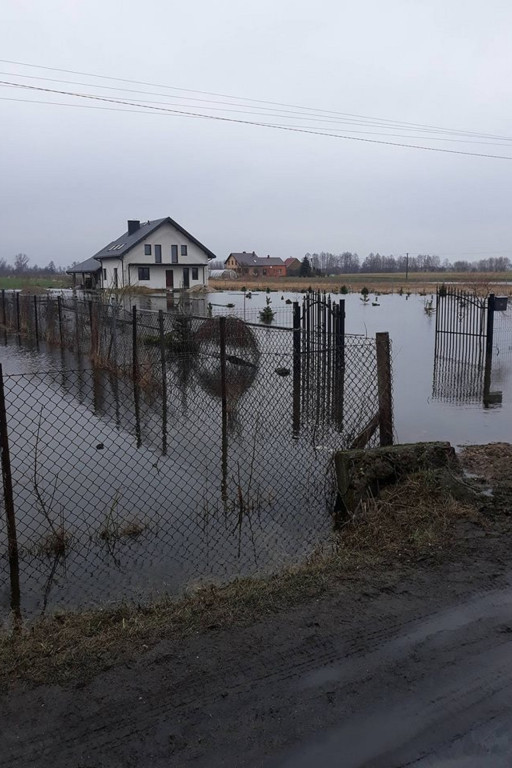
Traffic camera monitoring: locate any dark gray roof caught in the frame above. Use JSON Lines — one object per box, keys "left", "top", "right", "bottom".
{"left": 227, "top": 252, "right": 285, "bottom": 267}
{"left": 93, "top": 217, "right": 216, "bottom": 261}
{"left": 66, "top": 257, "right": 102, "bottom": 274}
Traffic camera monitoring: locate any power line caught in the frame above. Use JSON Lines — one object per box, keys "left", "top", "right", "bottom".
{"left": 2, "top": 71, "right": 511, "bottom": 147}
{"left": 2, "top": 80, "right": 512, "bottom": 161}
{"left": 2, "top": 58, "right": 511, "bottom": 144}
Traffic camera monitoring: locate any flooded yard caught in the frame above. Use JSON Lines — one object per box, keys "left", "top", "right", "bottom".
{"left": 0, "top": 288, "right": 510, "bottom": 619}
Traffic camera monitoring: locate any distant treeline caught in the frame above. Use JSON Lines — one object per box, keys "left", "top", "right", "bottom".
{"left": 0, "top": 254, "right": 67, "bottom": 277}
{"left": 303, "top": 252, "right": 511, "bottom": 275}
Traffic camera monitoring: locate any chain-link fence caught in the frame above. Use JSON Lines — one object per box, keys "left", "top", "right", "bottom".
{"left": 0, "top": 293, "right": 392, "bottom": 623}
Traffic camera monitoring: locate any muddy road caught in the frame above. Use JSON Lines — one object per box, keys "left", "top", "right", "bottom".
{"left": 2, "top": 518, "right": 512, "bottom": 767}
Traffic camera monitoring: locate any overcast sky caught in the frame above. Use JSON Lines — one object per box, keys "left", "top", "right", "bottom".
{"left": 2, "top": 0, "right": 512, "bottom": 268}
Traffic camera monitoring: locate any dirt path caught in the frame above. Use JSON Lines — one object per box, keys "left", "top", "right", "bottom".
{"left": 3, "top": 446, "right": 512, "bottom": 767}
{"left": 2, "top": 516, "right": 512, "bottom": 767}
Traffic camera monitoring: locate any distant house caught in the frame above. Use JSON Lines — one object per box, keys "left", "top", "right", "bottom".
{"left": 67, "top": 257, "right": 102, "bottom": 289}
{"left": 284, "top": 257, "right": 302, "bottom": 276}
{"left": 92, "top": 218, "right": 216, "bottom": 290}
{"left": 225, "top": 252, "right": 286, "bottom": 278}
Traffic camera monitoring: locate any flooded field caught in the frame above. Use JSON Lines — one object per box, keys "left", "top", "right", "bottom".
{"left": 208, "top": 289, "right": 512, "bottom": 445}
{"left": 0, "top": 289, "right": 510, "bottom": 619}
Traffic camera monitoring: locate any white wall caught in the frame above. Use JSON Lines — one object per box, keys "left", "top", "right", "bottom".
{"left": 101, "top": 221, "right": 211, "bottom": 289}
{"left": 101, "top": 258, "right": 123, "bottom": 289}
{"left": 125, "top": 264, "right": 207, "bottom": 290}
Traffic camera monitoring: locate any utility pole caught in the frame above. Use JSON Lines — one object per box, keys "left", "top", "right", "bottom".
{"left": 405, "top": 252, "right": 409, "bottom": 281}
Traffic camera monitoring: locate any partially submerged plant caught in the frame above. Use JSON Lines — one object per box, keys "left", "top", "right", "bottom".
{"left": 33, "top": 408, "right": 71, "bottom": 558}
{"left": 99, "top": 493, "right": 147, "bottom": 544}
{"left": 259, "top": 296, "right": 275, "bottom": 324}
{"left": 35, "top": 526, "right": 71, "bottom": 558}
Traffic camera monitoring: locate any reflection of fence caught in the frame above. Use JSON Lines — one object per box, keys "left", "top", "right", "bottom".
{"left": 433, "top": 289, "right": 509, "bottom": 407}
{"left": 0, "top": 294, "right": 393, "bottom": 624}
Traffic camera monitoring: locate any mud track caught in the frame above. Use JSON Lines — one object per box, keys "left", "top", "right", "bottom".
{"left": 1, "top": 509, "right": 512, "bottom": 767}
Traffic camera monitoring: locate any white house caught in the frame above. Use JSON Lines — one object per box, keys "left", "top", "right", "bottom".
{"left": 93, "top": 218, "right": 216, "bottom": 290}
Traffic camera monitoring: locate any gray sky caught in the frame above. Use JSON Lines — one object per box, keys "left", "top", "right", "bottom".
{"left": 2, "top": 0, "right": 512, "bottom": 267}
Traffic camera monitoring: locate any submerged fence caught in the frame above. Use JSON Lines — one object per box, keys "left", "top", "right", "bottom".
{"left": 0, "top": 292, "right": 393, "bottom": 624}
{"left": 433, "top": 289, "right": 510, "bottom": 406}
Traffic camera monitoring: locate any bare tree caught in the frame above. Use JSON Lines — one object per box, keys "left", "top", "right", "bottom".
{"left": 13, "top": 253, "right": 29, "bottom": 273}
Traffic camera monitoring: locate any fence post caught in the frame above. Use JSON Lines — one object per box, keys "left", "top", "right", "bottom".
{"left": 132, "top": 305, "right": 141, "bottom": 447}
{"left": 33, "top": 295, "right": 39, "bottom": 348}
{"left": 333, "top": 300, "right": 345, "bottom": 429}
{"left": 132, "top": 305, "right": 138, "bottom": 381}
{"left": 485, "top": 293, "right": 495, "bottom": 367}
{"left": 1, "top": 289, "right": 6, "bottom": 328}
{"left": 376, "top": 332, "right": 393, "bottom": 446}
{"left": 88, "top": 300, "right": 94, "bottom": 358}
{"left": 219, "top": 316, "right": 228, "bottom": 507}
{"left": 158, "top": 310, "right": 168, "bottom": 455}
{"left": 57, "top": 295, "right": 63, "bottom": 346}
{"left": 0, "top": 364, "right": 21, "bottom": 629}
{"left": 15, "top": 292, "right": 20, "bottom": 335}
{"left": 292, "top": 302, "right": 301, "bottom": 436}
{"left": 74, "top": 295, "right": 80, "bottom": 354}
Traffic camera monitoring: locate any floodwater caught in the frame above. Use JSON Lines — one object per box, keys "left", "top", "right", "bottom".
{"left": 209, "top": 289, "right": 512, "bottom": 445}
{"left": 0, "top": 289, "right": 510, "bottom": 618}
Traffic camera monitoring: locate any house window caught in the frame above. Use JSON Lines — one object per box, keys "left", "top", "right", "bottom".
{"left": 171, "top": 245, "right": 178, "bottom": 263}
{"left": 103, "top": 268, "right": 107, "bottom": 280}
{"left": 144, "top": 244, "right": 152, "bottom": 256}
{"left": 181, "top": 245, "right": 188, "bottom": 256}
{"left": 192, "top": 267, "right": 198, "bottom": 280}
{"left": 138, "top": 267, "right": 150, "bottom": 281}
{"left": 155, "top": 244, "right": 162, "bottom": 264}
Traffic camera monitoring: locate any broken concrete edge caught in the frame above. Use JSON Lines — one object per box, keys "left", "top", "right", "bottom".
{"left": 333, "top": 442, "right": 462, "bottom": 525}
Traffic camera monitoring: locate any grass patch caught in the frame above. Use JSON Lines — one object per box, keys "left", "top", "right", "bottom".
{"left": 338, "top": 471, "right": 480, "bottom": 558}
{"left": 0, "top": 276, "right": 71, "bottom": 290}
{"left": 0, "top": 472, "right": 482, "bottom": 689}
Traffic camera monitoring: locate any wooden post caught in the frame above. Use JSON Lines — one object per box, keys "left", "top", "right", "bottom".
{"left": 0, "top": 364, "right": 21, "bottom": 629}
{"left": 1, "top": 290, "right": 5, "bottom": 328}
{"left": 292, "top": 302, "right": 301, "bottom": 436}
{"left": 159, "top": 310, "right": 168, "bottom": 455}
{"left": 376, "top": 332, "right": 393, "bottom": 446}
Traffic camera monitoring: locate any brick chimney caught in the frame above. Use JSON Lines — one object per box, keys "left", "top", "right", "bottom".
{"left": 127, "top": 220, "right": 140, "bottom": 235}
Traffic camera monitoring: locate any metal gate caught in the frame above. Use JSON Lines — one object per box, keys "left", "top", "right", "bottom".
{"left": 433, "top": 289, "right": 508, "bottom": 406}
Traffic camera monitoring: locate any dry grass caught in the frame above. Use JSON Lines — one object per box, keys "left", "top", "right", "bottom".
{"left": 460, "top": 443, "right": 512, "bottom": 486}
{"left": 31, "top": 526, "right": 72, "bottom": 558}
{"left": 338, "top": 471, "right": 480, "bottom": 557}
{"left": 211, "top": 272, "right": 512, "bottom": 296}
{"left": 0, "top": 471, "right": 481, "bottom": 688}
